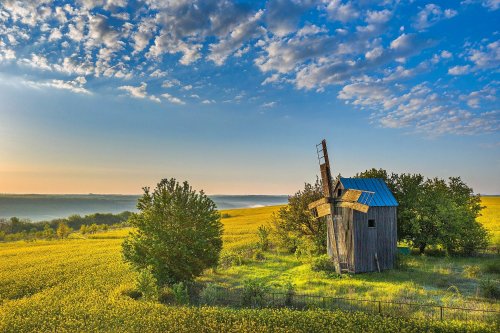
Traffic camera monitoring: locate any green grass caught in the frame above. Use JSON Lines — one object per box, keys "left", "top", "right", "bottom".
{"left": 0, "top": 203, "right": 498, "bottom": 332}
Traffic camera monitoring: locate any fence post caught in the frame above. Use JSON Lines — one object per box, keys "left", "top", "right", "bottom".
{"left": 440, "top": 306, "right": 443, "bottom": 321}
{"left": 378, "top": 301, "right": 382, "bottom": 314}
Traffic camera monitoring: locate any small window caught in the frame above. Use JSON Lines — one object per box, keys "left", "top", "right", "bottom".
{"left": 337, "top": 189, "right": 342, "bottom": 197}
{"left": 368, "top": 219, "right": 376, "bottom": 228}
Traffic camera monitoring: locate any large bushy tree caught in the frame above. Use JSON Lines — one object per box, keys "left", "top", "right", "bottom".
{"left": 122, "top": 178, "right": 223, "bottom": 286}
{"left": 272, "top": 178, "right": 325, "bottom": 254}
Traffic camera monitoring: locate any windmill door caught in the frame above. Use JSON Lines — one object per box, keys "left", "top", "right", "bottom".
{"left": 367, "top": 218, "right": 378, "bottom": 272}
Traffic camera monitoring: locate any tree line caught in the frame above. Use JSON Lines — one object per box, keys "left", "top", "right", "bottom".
{"left": 0, "top": 211, "right": 132, "bottom": 241}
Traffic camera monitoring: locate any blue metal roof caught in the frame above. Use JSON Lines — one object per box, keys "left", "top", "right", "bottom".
{"left": 339, "top": 178, "right": 398, "bottom": 207}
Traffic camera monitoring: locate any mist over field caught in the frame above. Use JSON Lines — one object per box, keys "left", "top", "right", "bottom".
{"left": 0, "top": 194, "right": 288, "bottom": 221}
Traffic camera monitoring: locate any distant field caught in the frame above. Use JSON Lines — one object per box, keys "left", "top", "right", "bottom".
{"left": 0, "top": 204, "right": 498, "bottom": 332}
{"left": 478, "top": 196, "right": 500, "bottom": 246}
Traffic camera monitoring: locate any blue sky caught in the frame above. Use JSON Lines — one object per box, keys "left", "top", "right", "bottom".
{"left": 0, "top": 0, "right": 499, "bottom": 195}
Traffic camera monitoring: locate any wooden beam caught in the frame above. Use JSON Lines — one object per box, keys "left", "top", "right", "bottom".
{"left": 338, "top": 201, "right": 370, "bottom": 213}
{"left": 341, "top": 189, "right": 362, "bottom": 202}
{"left": 308, "top": 197, "right": 333, "bottom": 210}
{"left": 315, "top": 203, "right": 332, "bottom": 218}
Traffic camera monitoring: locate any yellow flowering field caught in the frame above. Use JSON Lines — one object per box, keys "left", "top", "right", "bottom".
{"left": 0, "top": 204, "right": 498, "bottom": 332}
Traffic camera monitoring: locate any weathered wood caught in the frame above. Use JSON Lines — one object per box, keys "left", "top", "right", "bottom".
{"left": 315, "top": 203, "right": 332, "bottom": 218}
{"left": 352, "top": 206, "right": 397, "bottom": 273}
{"left": 338, "top": 201, "right": 370, "bottom": 213}
{"left": 308, "top": 197, "right": 333, "bottom": 210}
{"left": 341, "top": 189, "right": 362, "bottom": 202}
{"left": 326, "top": 212, "right": 341, "bottom": 272}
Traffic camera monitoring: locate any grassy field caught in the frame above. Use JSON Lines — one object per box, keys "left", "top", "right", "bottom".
{"left": 0, "top": 200, "right": 499, "bottom": 332}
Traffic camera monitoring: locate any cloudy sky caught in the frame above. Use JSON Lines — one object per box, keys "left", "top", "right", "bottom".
{"left": 0, "top": 0, "right": 499, "bottom": 195}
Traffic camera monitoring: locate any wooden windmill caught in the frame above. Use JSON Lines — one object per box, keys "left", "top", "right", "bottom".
{"left": 308, "top": 140, "right": 375, "bottom": 274}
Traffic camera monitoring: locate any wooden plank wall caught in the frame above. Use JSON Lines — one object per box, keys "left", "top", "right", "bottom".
{"left": 353, "top": 206, "right": 397, "bottom": 273}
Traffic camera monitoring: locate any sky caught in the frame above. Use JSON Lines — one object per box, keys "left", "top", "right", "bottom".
{"left": 0, "top": 0, "right": 499, "bottom": 195}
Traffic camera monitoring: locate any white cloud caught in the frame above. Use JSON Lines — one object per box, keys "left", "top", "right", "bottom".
{"left": 324, "top": 0, "right": 359, "bottom": 23}
{"left": 338, "top": 80, "right": 499, "bottom": 135}
{"left": 24, "top": 76, "right": 91, "bottom": 95}
{"left": 413, "top": 4, "right": 458, "bottom": 30}
{"left": 118, "top": 82, "right": 160, "bottom": 102}
{"left": 48, "top": 28, "right": 62, "bottom": 41}
{"left": 161, "top": 92, "right": 185, "bottom": 105}
{"left": 208, "top": 10, "right": 264, "bottom": 65}
{"left": 468, "top": 40, "right": 499, "bottom": 69}
{"left": 162, "top": 79, "right": 181, "bottom": 88}
{"left": 261, "top": 101, "right": 277, "bottom": 108}
{"left": 448, "top": 65, "right": 470, "bottom": 75}
{"left": 482, "top": 0, "right": 500, "bottom": 10}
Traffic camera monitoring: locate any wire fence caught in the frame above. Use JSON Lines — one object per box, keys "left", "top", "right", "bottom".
{"left": 197, "top": 289, "right": 500, "bottom": 324}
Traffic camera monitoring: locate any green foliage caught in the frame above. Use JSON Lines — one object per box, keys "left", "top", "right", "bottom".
{"left": 311, "top": 255, "right": 336, "bottom": 273}
{"left": 56, "top": 222, "right": 71, "bottom": 239}
{"left": 462, "top": 265, "right": 481, "bottom": 279}
{"left": 256, "top": 225, "right": 270, "bottom": 251}
{"left": 172, "top": 282, "right": 190, "bottom": 305}
{"left": 0, "top": 212, "right": 131, "bottom": 242}
{"left": 479, "top": 279, "right": 500, "bottom": 300}
{"left": 252, "top": 249, "right": 266, "bottom": 261}
{"left": 282, "top": 280, "right": 296, "bottom": 306}
{"left": 122, "top": 178, "right": 223, "bottom": 286}
{"left": 136, "top": 267, "right": 159, "bottom": 301}
{"left": 242, "top": 279, "right": 270, "bottom": 307}
{"left": 483, "top": 260, "right": 500, "bottom": 274}
{"left": 272, "top": 178, "right": 325, "bottom": 255}
{"left": 200, "top": 283, "right": 225, "bottom": 305}
{"left": 220, "top": 213, "right": 231, "bottom": 218}
{"left": 357, "top": 169, "right": 489, "bottom": 255}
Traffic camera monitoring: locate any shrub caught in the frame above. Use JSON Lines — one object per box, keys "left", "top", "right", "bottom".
{"left": 483, "top": 260, "right": 500, "bottom": 274}
{"left": 136, "top": 267, "right": 158, "bottom": 301}
{"left": 311, "top": 255, "right": 336, "bottom": 273}
{"left": 257, "top": 225, "right": 270, "bottom": 251}
{"left": 56, "top": 222, "right": 71, "bottom": 239}
{"left": 219, "top": 249, "right": 254, "bottom": 268}
{"left": 480, "top": 279, "right": 500, "bottom": 300}
{"left": 294, "top": 237, "right": 315, "bottom": 258}
{"left": 395, "top": 252, "right": 410, "bottom": 271}
{"left": 158, "top": 287, "right": 175, "bottom": 304}
{"left": 220, "top": 213, "right": 231, "bottom": 218}
{"left": 253, "top": 249, "right": 265, "bottom": 261}
{"left": 200, "top": 283, "right": 225, "bottom": 305}
{"left": 282, "top": 280, "right": 295, "bottom": 307}
{"left": 463, "top": 265, "right": 481, "bottom": 279}
{"left": 172, "top": 282, "right": 190, "bottom": 305}
{"left": 242, "top": 279, "right": 269, "bottom": 307}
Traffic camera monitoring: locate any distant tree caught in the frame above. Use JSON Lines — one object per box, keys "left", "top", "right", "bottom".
{"left": 43, "top": 224, "right": 54, "bottom": 239}
{"left": 88, "top": 223, "right": 98, "bottom": 234}
{"left": 272, "top": 178, "right": 325, "bottom": 254}
{"left": 56, "top": 222, "right": 71, "bottom": 239}
{"left": 122, "top": 178, "right": 223, "bottom": 286}
{"left": 80, "top": 225, "right": 88, "bottom": 234}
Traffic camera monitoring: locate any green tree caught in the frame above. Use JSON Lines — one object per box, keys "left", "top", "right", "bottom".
{"left": 122, "top": 178, "right": 223, "bottom": 286}
{"left": 56, "top": 222, "right": 71, "bottom": 239}
{"left": 43, "top": 224, "right": 54, "bottom": 239}
{"left": 272, "top": 178, "right": 325, "bottom": 254}
{"left": 88, "top": 223, "right": 98, "bottom": 234}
